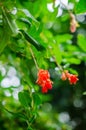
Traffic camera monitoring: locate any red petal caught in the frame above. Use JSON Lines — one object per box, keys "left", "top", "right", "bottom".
{"left": 68, "top": 74, "right": 79, "bottom": 84}
{"left": 61, "top": 72, "right": 67, "bottom": 81}
{"left": 42, "top": 86, "right": 48, "bottom": 93}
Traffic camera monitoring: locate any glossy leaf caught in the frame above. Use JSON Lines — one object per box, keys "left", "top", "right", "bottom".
{"left": 20, "top": 30, "right": 45, "bottom": 51}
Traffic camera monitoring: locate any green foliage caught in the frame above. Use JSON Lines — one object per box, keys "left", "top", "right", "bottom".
{"left": 74, "top": 0, "right": 86, "bottom": 13}
{"left": 77, "top": 34, "right": 86, "bottom": 52}
{"left": 32, "top": 93, "right": 41, "bottom": 106}
{"left": 20, "top": 29, "right": 45, "bottom": 51}
{"left": 18, "top": 91, "right": 31, "bottom": 108}
{"left": 0, "top": 0, "right": 86, "bottom": 130}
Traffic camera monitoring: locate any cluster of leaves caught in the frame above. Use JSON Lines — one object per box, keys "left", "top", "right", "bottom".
{"left": 0, "top": 0, "right": 86, "bottom": 130}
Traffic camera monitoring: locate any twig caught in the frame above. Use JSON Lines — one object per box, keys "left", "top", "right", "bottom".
{"left": 29, "top": 47, "right": 39, "bottom": 70}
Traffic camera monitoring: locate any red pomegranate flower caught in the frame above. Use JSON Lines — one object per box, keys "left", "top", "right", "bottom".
{"left": 42, "top": 85, "right": 48, "bottom": 93}
{"left": 36, "top": 69, "right": 53, "bottom": 93}
{"left": 61, "top": 70, "right": 79, "bottom": 85}
{"left": 61, "top": 72, "right": 67, "bottom": 81}
{"left": 37, "top": 69, "right": 50, "bottom": 81}
{"left": 68, "top": 74, "right": 79, "bottom": 84}
{"left": 70, "top": 24, "right": 76, "bottom": 33}
{"left": 70, "top": 13, "right": 79, "bottom": 33}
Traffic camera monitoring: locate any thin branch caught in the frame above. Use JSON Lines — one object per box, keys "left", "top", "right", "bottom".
{"left": 53, "top": 56, "right": 63, "bottom": 72}
{"left": 29, "top": 47, "right": 39, "bottom": 70}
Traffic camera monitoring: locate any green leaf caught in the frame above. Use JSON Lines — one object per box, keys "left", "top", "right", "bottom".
{"left": 19, "top": 8, "right": 39, "bottom": 24}
{"left": 18, "top": 17, "right": 31, "bottom": 27}
{"left": 77, "top": 34, "right": 86, "bottom": 52}
{"left": 75, "top": 0, "right": 86, "bottom": 13}
{"left": 66, "top": 57, "right": 81, "bottom": 65}
{"left": 51, "top": 42, "right": 62, "bottom": 64}
{"left": 0, "top": 105, "right": 28, "bottom": 120}
{"left": 18, "top": 91, "right": 31, "bottom": 108}
{"left": 2, "top": 7, "right": 18, "bottom": 35}
{"left": 0, "top": 8, "right": 10, "bottom": 54}
{"left": 55, "top": 34, "right": 72, "bottom": 43}
{"left": 20, "top": 30, "right": 45, "bottom": 51}
{"left": 68, "top": 68, "right": 78, "bottom": 75}
{"left": 33, "top": 93, "right": 41, "bottom": 106}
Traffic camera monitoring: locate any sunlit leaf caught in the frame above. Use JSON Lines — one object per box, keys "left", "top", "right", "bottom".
{"left": 75, "top": 0, "right": 86, "bottom": 13}
{"left": 77, "top": 34, "right": 86, "bottom": 52}
{"left": 66, "top": 57, "right": 81, "bottom": 65}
